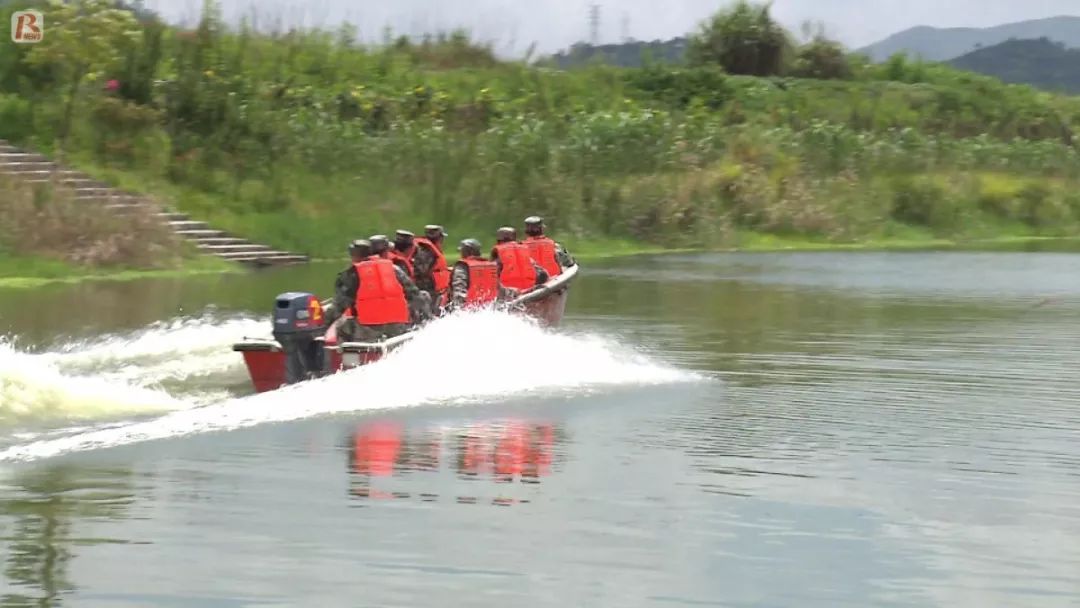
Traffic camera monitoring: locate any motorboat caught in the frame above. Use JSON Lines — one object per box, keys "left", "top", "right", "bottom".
{"left": 232, "top": 264, "right": 579, "bottom": 393}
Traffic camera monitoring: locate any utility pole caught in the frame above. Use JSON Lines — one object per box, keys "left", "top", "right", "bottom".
{"left": 588, "top": 3, "right": 600, "bottom": 46}
{"left": 621, "top": 12, "right": 630, "bottom": 42}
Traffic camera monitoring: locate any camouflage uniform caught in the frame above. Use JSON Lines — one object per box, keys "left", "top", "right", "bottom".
{"left": 449, "top": 262, "right": 472, "bottom": 310}
{"left": 411, "top": 245, "right": 445, "bottom": 315}
{"left": 330, "top": 265, "right": 359, "bottom": 324}
{"left": 553, "top": 242, "right": 576, "bottom": 269}
{"left": 388, "top": 255, "right": 411, "bottom": 277}
{"left": 335, "top": 264, "right": 432, "bottom": 342}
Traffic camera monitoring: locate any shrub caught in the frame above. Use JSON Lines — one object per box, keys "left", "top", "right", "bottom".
{"left": 790, "top": 37, "right": 852, "bottom": 80}
{"left": 687, "top": 0, "right": 792, "bottom": 76}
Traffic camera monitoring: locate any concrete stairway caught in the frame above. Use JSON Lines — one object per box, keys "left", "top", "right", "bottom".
{"left": 0, "top": 140, "right": 309, "bottom": 266}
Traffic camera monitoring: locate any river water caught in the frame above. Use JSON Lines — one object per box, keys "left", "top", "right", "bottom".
{"left": 1, "top": 251, "right": 1079, "bottom": 607}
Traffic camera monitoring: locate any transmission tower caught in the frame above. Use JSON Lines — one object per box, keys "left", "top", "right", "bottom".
{"left": 621, "top": 12, "right": 630, "bottom": 42}
{"left": 588, "top": 4, "right": 600, "bottom": 45}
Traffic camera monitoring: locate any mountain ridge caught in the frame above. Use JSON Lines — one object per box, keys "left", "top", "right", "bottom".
{"left": 948, "top": 37, "right": 1080, "bottom": 93}
{"left": 858, "top": 15, "right": 1080, "bottom": 62}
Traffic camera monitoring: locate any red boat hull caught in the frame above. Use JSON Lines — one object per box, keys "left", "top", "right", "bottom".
{"left": 241, "top": 349, "right": 290, "bottom": 394}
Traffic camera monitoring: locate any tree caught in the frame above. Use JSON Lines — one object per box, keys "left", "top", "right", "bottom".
{"left": 791, "top": 36, "right": 852, "bottom": 80}
{"left": 25, "top": 0, "right": 141, "bottom": 154}
{"left": 687, "top": 0, "right": 792, "bottom": 76}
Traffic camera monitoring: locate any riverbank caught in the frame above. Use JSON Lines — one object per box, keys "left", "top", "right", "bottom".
{"left": 5, "top": 2, "right": 1080, "bottom": 264}
{"left": 5, "top": 231, "right": 1080, "bottom": 290}
{"left": 570, "top": 233, "right": 1080, "bottom": 260}
{"left": 0, "top": 255, "right": 236, "bottom": 289}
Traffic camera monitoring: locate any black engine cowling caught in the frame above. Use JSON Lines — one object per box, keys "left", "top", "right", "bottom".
{"left": 271, "top": 292, "right": 328, "bottom": 384}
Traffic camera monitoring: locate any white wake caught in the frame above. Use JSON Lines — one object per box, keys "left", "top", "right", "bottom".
{"left": 0, "top": 310, "right": 698, "bottom": 462}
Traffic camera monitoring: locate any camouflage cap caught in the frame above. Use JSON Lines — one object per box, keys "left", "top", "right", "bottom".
{"left": 496, "top": 226, "right": 517, "bottom": 242}
{"left": 368, "top": 234, "right": 390, "bottom": 252}
{"left": 349, "top": 239, "right": 372, "bottom": 256}
{"left": 459, "top": 238, "right": 482, "bottom": 254}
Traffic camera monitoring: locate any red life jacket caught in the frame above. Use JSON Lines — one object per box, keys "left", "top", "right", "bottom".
{"left": 493, "top": 242, "right": 537, "bottom": 290}
{"left": 525, "top": 236, "right": 562, "bottom": 278}
{"left": 414, "top": 237, "right": 450, "bottom": 294}
{"left": 353, "top": 259, "right": 410, "bottom": 326}
{"left": 459, "top": 257, "right": 498, "bottom": 307}
{"left": 388, "top": 248, "right": 414, "bottom": 278}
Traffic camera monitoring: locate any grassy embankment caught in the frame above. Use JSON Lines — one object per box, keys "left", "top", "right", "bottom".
{"left": 5, "top": 1, "right": 1080, "bottom": 279}
{"left": 0, "top": 175, "right": 231, "bottom": 287}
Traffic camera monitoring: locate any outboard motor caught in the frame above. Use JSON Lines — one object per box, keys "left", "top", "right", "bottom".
{"left": 271, "top": 292, "right": 328, "bottom": 384}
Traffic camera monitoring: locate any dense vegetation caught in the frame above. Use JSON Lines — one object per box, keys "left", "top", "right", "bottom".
{"left": 3, "top": 0, "right": 1080, "bottom": 263}
{"left": 553, "top": 17, "right": 1080, "bottom": 95}
{"left": 545, "top": 38, "right": 689, "bottom": 70}
{"left": 949, "top": 38, "right": 1080, "bottom": 94}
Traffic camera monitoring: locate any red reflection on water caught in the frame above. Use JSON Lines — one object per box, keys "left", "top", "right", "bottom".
{"left": 350, "top": 421, "right": 403, "bottom": 477}
{"left": 347, "top": 418, "right": 561, "bottom": 504}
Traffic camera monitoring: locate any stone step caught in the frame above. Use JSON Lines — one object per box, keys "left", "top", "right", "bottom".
{"left": 0, "top": 152, "right": 50, "bottom": 163}
{"left": 215, "top": 251, "right": 286, "bottom": 260}
{"left": 168, "top": 220, "right": 210, "bottom": 231}
{"left": 25, "top": 177, "right": 110, "bottom": 189}
{"left": 75, "top": 194, "right": 147, "bottom": 205}
{"left": 73, "top": 187, "right": 118, "bottom": 197}
{"left": 193, "top": 237, "right": 248, "bottom": 246}
{"left": 0, "top": 169, "right": 82, "bottom": 179}
{"left": 103, "top": 202, "right": 151, "bottom": 211}
{"left": 175, "top": 229, "right": 227, "bottom": 238}
{"left": 0, "top": 139, "right": 308, "bottom": 267}
{"left": 0, "top": 162, "right": 62, "bottom": 173}
{"left": 198, "top": 243, "right": 270, "bottom": 254}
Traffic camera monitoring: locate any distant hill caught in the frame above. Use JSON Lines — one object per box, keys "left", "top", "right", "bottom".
{"left": 948, "top": 37, "right": 1080, "bottom": 94}
{"left": 859, "top": 15, "right": 1080, "bottom": 62}
{"left": 544, "top": 38, "right": 688, "bottom": 69}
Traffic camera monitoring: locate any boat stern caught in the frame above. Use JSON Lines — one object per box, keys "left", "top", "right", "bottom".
{"left": 232, "top": 338, "right": 286, "bottom": 393}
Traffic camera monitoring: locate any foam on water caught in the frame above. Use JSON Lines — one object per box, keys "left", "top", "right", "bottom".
{"left": 0, "top": 310, "right": 700, "bottom": 462}
{"left": 43, "top": 314, "right": 267, "bottom": 389}
{"left": 0, "top": 338, "right": 186, "bottom": 424}
{"left": 0, "top": 313, "right": 267, "bottom": 427}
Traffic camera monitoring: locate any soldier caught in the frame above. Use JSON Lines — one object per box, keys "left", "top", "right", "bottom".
{"left": 412, "top": 225, "right": 451, "bottom": 315}
{"left": 523, "top": 216, "right": 575, "bottom": 277}
{"left": 369, "top": 234, "right": 412, "bottom": 277}
{"left": 335, "top": 240, "right": 432, "bottom": 342}
{"left": 490, "top": 226, "right": 548, "bottom": 294}
{"left": 390, "top": 229, "right": 417, "bottom": 278}
{"left": 448, "top": 238, "right": 500, "bottom": 312}
{"left": 328, "top": 239, "right": 371, "bottom": 327}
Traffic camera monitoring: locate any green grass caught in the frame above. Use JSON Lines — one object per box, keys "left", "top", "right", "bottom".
{"left": 0, "top": 254, "right": 236, "bottom": 288}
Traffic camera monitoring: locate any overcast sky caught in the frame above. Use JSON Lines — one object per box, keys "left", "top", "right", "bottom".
{"left": 144, "top": 0, "right": 1080, "bottom": 55}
